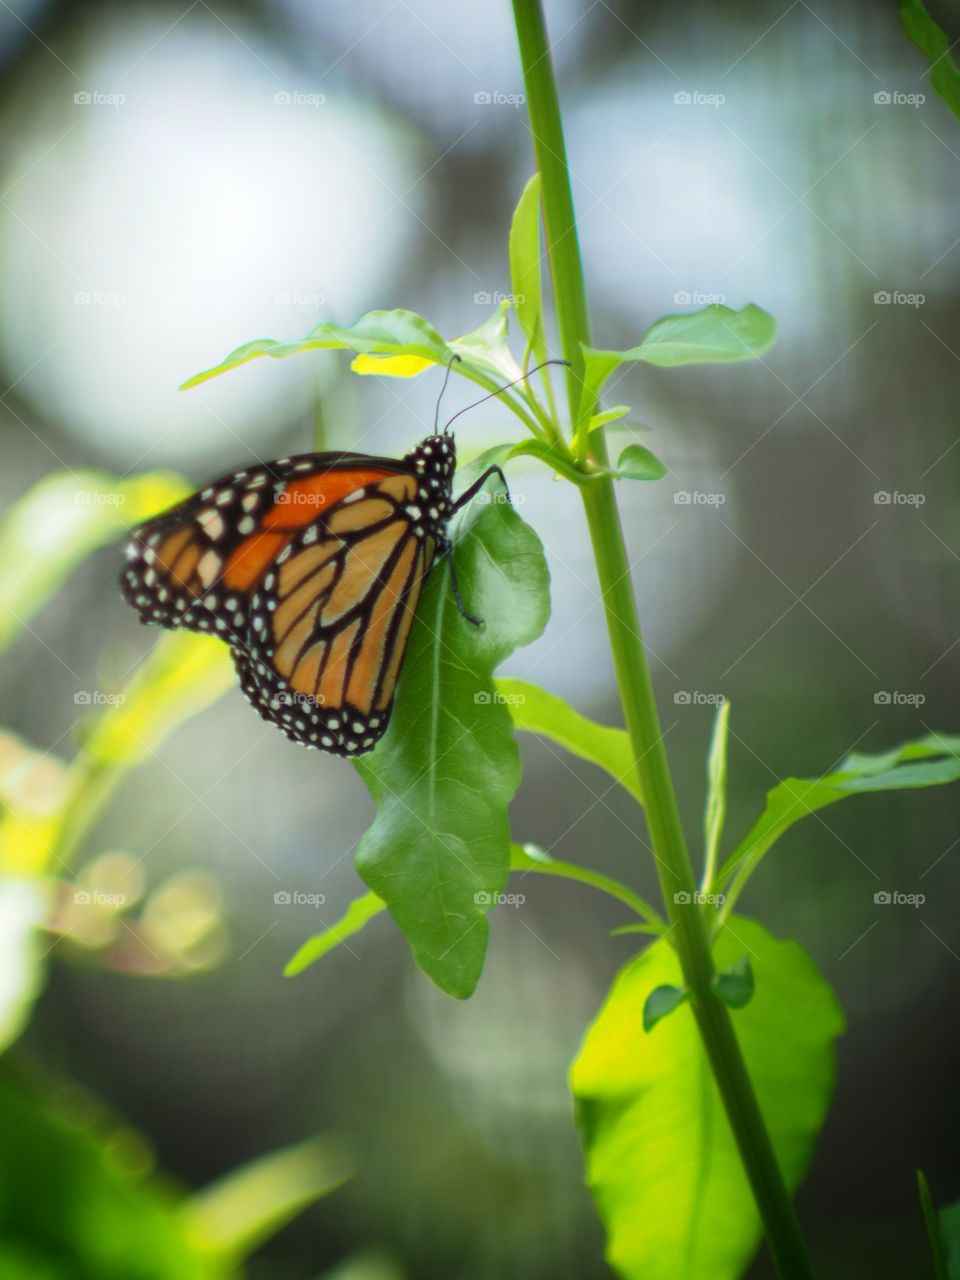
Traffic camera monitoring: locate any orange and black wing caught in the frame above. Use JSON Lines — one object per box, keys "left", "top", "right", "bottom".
{"left": 237, "top": 472, "right": 437, "bottom": 755}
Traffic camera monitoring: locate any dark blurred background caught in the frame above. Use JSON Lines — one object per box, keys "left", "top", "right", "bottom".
{"left": 1, "top": 0, "right": 959, "bottom": 1276}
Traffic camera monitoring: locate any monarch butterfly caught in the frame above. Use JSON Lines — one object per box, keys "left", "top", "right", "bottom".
{"left": 120, "top": 359, "right": 562, "bottom": 757}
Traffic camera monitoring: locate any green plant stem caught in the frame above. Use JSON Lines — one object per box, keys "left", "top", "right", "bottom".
{"left": 510, "top": 845, "right": 665, "bottom": 929}
{"left": 511, "top": 2, "right": 816, "bottom": 1277}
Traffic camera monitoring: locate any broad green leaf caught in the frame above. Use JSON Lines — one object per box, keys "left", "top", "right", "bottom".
{"left": 572, "top": 916, "right": 844, "bottom": 1280}
{"left": 354, "top": 499, "right": 550, "bottom": 998}
{"left": 494, "top": 678, "right": 642, "bottom": 803}
{"left": 509, "top": 174, "right": 546, "bottom": 355}
{"left": 284, "top": 890, "right": 387, "bottom": 977}
{"left": 182, "top": 1136, "right": 352, "bottom": 1263}
{"left": 80, "top": 633, "right": 235, "bottom": 767}
{"left": 616, "top": 445, "right": 667, "bottom": 482}
{"left": 918, "top": 1171, "right": 951, "bottom": 1280}
{"left": 182, "top": 309, "right": 454, "bottom": 389}
{"left": 711, "top": 955, "right": 754, "bottom": 1008}
{"left": 643, "top": 984, "right": 688, "bottom": 1031}
{"left": 0, "top": 879, "right": 46, "bottom": 1054}
{"left": 577, "top": 304, "right": 776, "bottom": 432}
{"left": 587, "top": 406, "right": 631, "bottom": 432}
{"left": 703, "top": 699, "right": 731, "bottom": 891}
{"left": 901, "top": 0, "right": 960, "bottom": 120}
{"left": 0, "top": 470, "right": 188, "bottom": 649}
{"left": 717, "top": 732, "right": 960, "bottom": 906}
{"left": 942, "top": 1194, "right": 960, "bottom": 1280}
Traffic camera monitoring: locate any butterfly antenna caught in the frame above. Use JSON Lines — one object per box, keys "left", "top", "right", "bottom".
{"left": 434, "top": 353, "right": 463, "bottom": 434}
{"left": 442, "top": 359, "right": 571, "bottom": 434}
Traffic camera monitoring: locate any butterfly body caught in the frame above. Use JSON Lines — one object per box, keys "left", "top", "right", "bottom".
{"left": 120, "top": 433, "right": 478, "bottom": 756}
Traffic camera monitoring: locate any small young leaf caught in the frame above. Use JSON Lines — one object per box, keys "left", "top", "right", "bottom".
{"left": 508, "top": 438, "right": 589, "bottom": 485}
{"left": 181, "top": 309, "right": 454, "bottom": 389}
{"left": 578, "top": 303, "right": 776, "bottom": 428}
{"left": 509, "top": 174, "right": 546, "bottom": 355}
{"left": 449, "top": 302, "right": 524, "bottom": 384}
{"left": 284, "top": 891, "right": 387, "bottom": 977}
{"left": 703, "top": 699, "right": 731, "bottom": 891}
{"left": 901, "top": 0, "right": 960, "bottom": 120}
{"left": 615, "top": 445, "right": 667, "bottom": 482}
{"left": 354, "top": 499, "right": 550, "bottom": 998}
{"left": 711, "top": 955, "right": 754, "bottom": 1009}
{"left": 494, "top": 677, "right": 642, "bottom": 803}
{"left": 572, "top": 917, "right": 844, "bottom": 1280}
{"left": 643, "top": 983, "right": 688, "bottom": 1031}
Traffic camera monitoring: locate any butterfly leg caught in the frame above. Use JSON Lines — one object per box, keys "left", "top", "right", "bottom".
{"left": 451, "top": 465, "right": 510, "bottom": 513}
{"left": 440, "top": 538, "right": 483, "bottom": 627}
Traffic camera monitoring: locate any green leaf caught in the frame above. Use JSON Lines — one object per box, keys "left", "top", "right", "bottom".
{"left": 181, "top": 309, "right": 454, "bottom": 389}
{"left": 182, "top": 1136, "right": 352, "bottom": 1263}
{"left": 642, "top": 984, "right": 688, "bottom": 1031}
{"left": 918, "top": 1171, "right": 951, "bottom": 1280}
{"left": 354, "top": 499, "right": 550, "bottom": 998}
{"left": 577, "top": 304, "right": 776, "bottom": 432}
{"left": 901, "top": 0, "right": 960, "bottom": 120}
{"left": 284, "top": 891, "right": 387, "bottom": 977}
{"left": 711, "top": 955, "right": 754, "bottom": 1008}
{"left": 703, "top": 699, "right": 731, "bottom": 891}
{"left": 507, "top": 438, "right": 589, "bottom": 485}
{"left": 0, "top": 470, "right": 189, "bottom": 650}
{"left": 716, "top": 732, "right": 960, "bottom": 907}
{"left": 615, "top": 445, "right": 667, "bottom": 482}
{"left": 509, "top": 173, "right": 546, "bottom": 356}
{"left": 494, "top": 678, "right": 642, "bottom": 803}
{"left": 572, "top": 916, "right": 844, "bottom": 1280}
{"left": 942, "top": 1195, "right": 960, "bottom": 1280}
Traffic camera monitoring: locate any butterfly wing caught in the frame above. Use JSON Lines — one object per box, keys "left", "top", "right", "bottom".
{"left": 122, "top": 456, "right": 440, "bottom": 755}
{"left": 240, "top": 473, "right": 437, "bottom": 754}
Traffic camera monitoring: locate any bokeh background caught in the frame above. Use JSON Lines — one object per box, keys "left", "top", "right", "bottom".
{"left": 0, "top": 0, "right": 958, "bottom": 1276}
